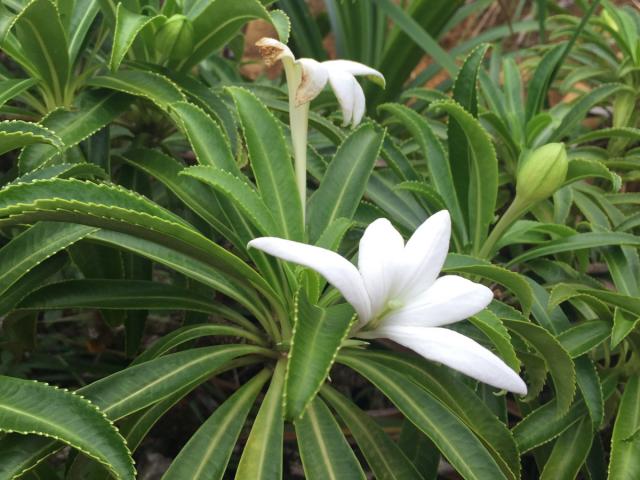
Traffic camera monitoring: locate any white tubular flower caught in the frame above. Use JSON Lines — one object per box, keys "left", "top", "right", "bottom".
{"left": 256, "top": 37, "right": 385, "bottom": 127}
{"left": 248, "top": 211, "right": 527, "bottom": 395}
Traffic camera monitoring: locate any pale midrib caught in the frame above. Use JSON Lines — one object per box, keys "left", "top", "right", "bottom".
{"left": 350, "top": 358, "right": 495, "bottom": 480}
{"left": 22, "top": 18, "right": 64, "bottom": 102}
{"left": 252, "top": 129, "right": 294, "bottom": 239}
{"left": 347, "top": 413, "right": 397, "bottom": 477}
{"left": 101, "top": 350, "right": 232, "bottom": 416}
{"left": 0, "top": 229, "right": 92, "bottom": 294}
{"left": 0, "top": 403, "right": 80, "bottom": 446}
{"left": 190, "top": 393, "right": 251, "bottom": 478}
{"left": 325, "top": 142, "right": 371, "bottom": 228}
{"left": 307, "top": 406, "right": 338, "bottom": 480}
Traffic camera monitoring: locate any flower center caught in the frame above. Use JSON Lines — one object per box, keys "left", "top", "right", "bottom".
{"left": 366, "top": 298, "right": 403, "bottom": 330}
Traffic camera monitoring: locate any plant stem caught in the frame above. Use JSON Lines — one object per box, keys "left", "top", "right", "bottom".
{"left": 282, "top": 61, "right": 308, "bottom": 220}
{"left": 479, "top": 197, "right": 528, "bottom": 260}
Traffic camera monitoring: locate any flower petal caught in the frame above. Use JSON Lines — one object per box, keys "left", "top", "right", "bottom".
{"left": 364, "top": 325, "right": 527, "bottom": 395}
{"left": 323, "top": 60, "right": 386, "bottom": 88}
{"left": 391, "top": 210, "right": 451, "bottom": 302}
{"left": 295, "top": 58, "right": 329, "bottom": 105}
{"left": 248, "top": 237, "right": 371, "bottom": 321}
{"left": 255, "top": 37, "right": 295, "bottom": 66}
{"left": 351, "top": 80, "right": 366, "bottom": 126}
{"left": 358, "top": 218, "right": 405, "bottom": 320}
{"left": 381, "top": 275, "right": 493, "bottom": 328}
{"left": 326, "top": 69, "right": 358, "bottom": 126}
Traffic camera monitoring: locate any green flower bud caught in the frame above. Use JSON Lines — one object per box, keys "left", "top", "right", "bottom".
{"left": 515, "top": 143, "right": 568, "bottom": 204}
{"left": 155, "top": 14, "right": 194, "bottom": 61}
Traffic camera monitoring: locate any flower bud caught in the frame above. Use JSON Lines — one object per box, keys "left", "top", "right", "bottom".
{"left": 155, "top": 14, "right": 194, "bottom": 61}
{"left": 516, "top": 143, "right": 568, "bottom": 204}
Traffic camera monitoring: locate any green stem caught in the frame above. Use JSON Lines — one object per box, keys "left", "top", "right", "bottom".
{"left": 479, "top": 197, "right": 528, "bottom": 260}
{"left": 282, "top": 61, "right": 309, "bottom": 221}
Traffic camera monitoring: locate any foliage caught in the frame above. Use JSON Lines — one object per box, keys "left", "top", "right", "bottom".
{"left": 0, "top": 0, "right": 638, "bottom": 479}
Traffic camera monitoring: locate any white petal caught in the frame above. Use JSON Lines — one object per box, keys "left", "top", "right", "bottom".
{"left": 248, "top": 237, "right": 371, "bottom": 321}
{"left": 295, "top": 58, "right": 329, "bottom": 105}
{"left": 364, "top": 326, "right": 527, "bottom": 395}
{"left": 390, "top": 210, "right": 451, "bottom": 302}
{"left": 358, "top": 218, "right": 405, "bottom": 320}
{"left": 327, "top": 69, "right": 358, "bottom": 126}
{"left": 381, "top": 275, "right": 493, "bottom": 328}
{"left": 351, "top": 81, "right": 366, "bottom": 126}
{"left": 323, "top": 60, "right": 386, "bottom": 88}
{"left": 255, "top": 37, "right": 296, "bottom": 66}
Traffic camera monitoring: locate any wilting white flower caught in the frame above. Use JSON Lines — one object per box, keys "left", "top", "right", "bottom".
{"left": 256, "top": 37, "right": 385, "bottom": 127}
{"left": 249, "top": 210, "right": 527, "bottom": 395}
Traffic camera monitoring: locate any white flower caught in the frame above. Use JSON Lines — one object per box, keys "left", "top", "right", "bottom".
{"left": 248, "top": 210, "right": 527, "bottom": 395}
{"left": 256, "top": 37, "right": 385, "bottom": 127}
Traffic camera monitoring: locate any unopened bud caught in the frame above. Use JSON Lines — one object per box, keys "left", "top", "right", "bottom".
{"left": 155, "top": 15, "right": 194, "bottom": 61}
{"left": 516, "top": 143, "right": 568, "bottom": 203}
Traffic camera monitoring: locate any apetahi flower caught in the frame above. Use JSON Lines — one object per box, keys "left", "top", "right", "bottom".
{"left": 249, "top": 210, "right": 527, "bottom": 395}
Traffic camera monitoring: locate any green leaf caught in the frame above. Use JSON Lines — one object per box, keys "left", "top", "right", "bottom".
{"left": 549, "top": 83, "right": 625, "bottom": 142}
{"left": 169, "top": 101, "right": 238, "bottom": 174}
{"left": 513, "top": 373, "right": 617, "bottom": 453}
{"left": 0, "top": 120, "right": 62, "bottom": 156}
{"left": 443, "top": 253, "right": 533, "bottom": 316}
{"left": 285, "top": 293, "right": 354, "bottom": 420}
{"left": 448, "top": 44, "right": 491, "bottom": 224}
{"left": 0, "top": 254, "right": 66, "bottom": 317}
{"left": 66, "top": 0, "right": 101, "bottom": 63}
{"left": 228, "top": 87, "right": 303, "bottom": 241}
{"left": 370, "top": 0, "right": 458, "bottom": 76}
{"left": 162, "top": 369, "right": 271, "bottom": 480}
{"left": 571, "top": 126, "right": 640, "bottom": 146}
{"left": 609, "top": 374, "right": 640, "bottom": 479}
{"left": 178, "top": 0, "right": 271, "bottom": 71}
{"left": 339, "top": 351, "right": 509, "bottom": 480}
{"left": 508, "top": 232, "right": 640, "bottom": 266}
{"left": 611, "top": 308, "right": 640, "bottom": 348}
{"left": 431, "top": 100, "right": 497, "bottom": 253}
{"left": 0, "top": 78, "right": 37, "bottom": 109}
{"left": 236, "top": 359, "right": 285, "bottom": 480}
{"left": 549, "top": 283, "right": 640, "bottom": 317}
{"left": 307, "top": 122, "right": 384, "bottom": 242}
{"left": 133, "top": 324, "right": 265, "bottom": 366}
{"left": 524, "top": 44, "right": 564, "bottom": 121}
{"left": 564, "top": 158, "right": 621, "bottom": 191}
{"left": 503, "top": 319, "right": 576, "bottom": 415}
{"left": 18, "top": 90, "right": 130, "bottom": 173}
{"left": 379, "top": 103, "right": 465, "bottom": 240}
{"left": 17, "top": 279, "right": 260, "bottom": 325}
{"left": 9, "top": 162, "right": 108, "bottom": 184}
{"left": 351, "top": 350, "right": 520, "bottom": 480}
{"left": 540, "top": 416, "right": 592, "bottom": 480}
{"left": 88, "top": 71, "right": 184, "bottom": 109}
{"left": 556, "top": 321, "right": 611, "bottom": 358}
{"left": 122, "top": 148, "right": 241, "bottom": 246}
{"left": 295, "top": 397, "right": 366, "bottom": 480}
{"left": 182, "top": 165, "right": 279, "bottom": 237}
{"left": 0, "top": 222, "right": 95, "bottom": 297}
{"left": 575, "top": 356, "right": 604, "bottom": 430}
{"left": 321, "top": 384, "right": 426, "bottom": 480}
{"left": 269, "top": 9, "right": 290, "bottom": 43}
{"left": 470, "top": 310, "right": 520, "bottom": 371}
{"left": 0, "top": 344, "right": 263, "bottom": 478}
{"left": 10, "top": 0, "right": 70, "bottom": 104}
{"left": 0, "top": 178, "right": 271, "bottom": 297}
{"left": 0, "top": 375, "right": 134, "bottom": 480}
{"left": 109, "top": 3, "right": 164, "bottom": 71}
{"left": 86, "top": 229, "right": 272, "bottom": 329}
